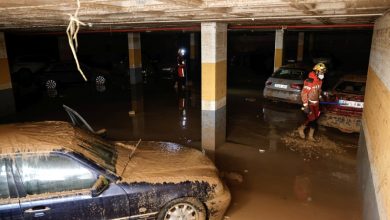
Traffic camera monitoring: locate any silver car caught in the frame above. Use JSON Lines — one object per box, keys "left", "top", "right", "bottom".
{"left": 263, "top": 64, "right": 311, "bottom": 104}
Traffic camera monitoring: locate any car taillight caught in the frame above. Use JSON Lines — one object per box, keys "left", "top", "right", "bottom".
{"left": 266, "top": 81, "right": 272, "bottom": 86}
{"left": 290, "top": 83, "right": 303, "bottom": 90}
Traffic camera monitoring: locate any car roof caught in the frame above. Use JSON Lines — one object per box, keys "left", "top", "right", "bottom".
{"left": 279, "top": 63, "right": 311, "bottom": 71}
{"left": 0, "top": 121, "right": 115, "bottom": 170}
{"left": 0, "top": 121, "right": 75, "bottom": 152}
{"left": 340, "top": 74, "right": 367, "bottom": 83}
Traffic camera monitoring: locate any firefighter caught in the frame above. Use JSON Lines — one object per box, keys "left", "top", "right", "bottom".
{"left": 175, "top": 48, "right": 186, "bottom": 90}
{"left": 297, "top": 63, "right": 327, "bottom": 141}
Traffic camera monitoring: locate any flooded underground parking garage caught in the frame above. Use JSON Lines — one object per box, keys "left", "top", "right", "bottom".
{"left": 1, "top": 1, "right": 390, "bottom": 220}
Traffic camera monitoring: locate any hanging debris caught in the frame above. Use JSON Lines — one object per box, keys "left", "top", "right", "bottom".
{"left": 66, "top": 0, "right": 87, "bottom": 81}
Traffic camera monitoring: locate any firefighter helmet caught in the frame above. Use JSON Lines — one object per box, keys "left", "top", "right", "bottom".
{"left": 313, "top": 63, "right": 326, "bottom": 72}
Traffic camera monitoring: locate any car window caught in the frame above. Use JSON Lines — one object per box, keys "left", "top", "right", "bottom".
{"left": 15, "top": 154, "right": 97, "bottom": 195}
{"left": 335, "top": 81, "right": 366, "bottom": 95}
{"left": 272, "top": 68, "right": 307, "bottom": 80}
{"left": 0, "top": 158, "right": 10, "bottom": 199}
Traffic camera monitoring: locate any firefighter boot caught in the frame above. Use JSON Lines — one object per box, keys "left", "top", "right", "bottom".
{"left": 308, "top": 128, "right": 316, "bottom": 141}
{"left": 298, "top": 125, "right": 306, "bottom": 139}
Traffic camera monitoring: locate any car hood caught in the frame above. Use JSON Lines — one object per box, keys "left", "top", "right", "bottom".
{"left": 113, "top": 141, "right": 221, "bottom": 185}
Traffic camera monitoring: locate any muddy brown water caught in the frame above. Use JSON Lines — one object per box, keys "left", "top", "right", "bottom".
{"left": 1, "top": 83, "right": 361, "bottom": 219}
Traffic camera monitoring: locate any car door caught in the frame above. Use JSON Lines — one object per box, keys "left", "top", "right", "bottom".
{"left": 13, "top": 153, "right": 129, "bottom": 220}
{"left": 0, "top": 157, "right": 23, "bottom": 220}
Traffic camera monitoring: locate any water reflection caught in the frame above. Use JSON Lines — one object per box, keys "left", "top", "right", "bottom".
{"left": 262, "top": 102, "right": 304, "bottom": 129}
{"left": 177, "top": 87, "right": 196, "bottom": 130}
{"left": 46, "top": 88, "right": 58, "bottom": 98}
{"left": 129, "top": 85, "right": 144, "bottom": 137}
{"left": 263, "top": 102, "right": 304, "bottom": 152}
{"left": 96, "top": 85, "right": 106, "bottom": 93}
{"left": 178, "top": 93, "right": 188, "bottom": 129}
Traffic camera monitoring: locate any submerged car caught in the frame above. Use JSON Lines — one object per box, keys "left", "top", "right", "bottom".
{"left": 0, "top": 107, "right": 230, "bottom": 220}
{"left": 38, "top": 62, "right": 110, "bottom": 90}
{"left": 263, "top": 64, "right": 311, "bottom": 104}
{"left": 318, "top": 74, "right": 366, "bottom": 133}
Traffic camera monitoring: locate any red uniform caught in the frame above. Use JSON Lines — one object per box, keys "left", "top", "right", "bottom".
{"left": 177, "top": 56, "right": 186, "bottom": 78}
{"left": 301, "top": 71, "right": 322, "bottom": 125}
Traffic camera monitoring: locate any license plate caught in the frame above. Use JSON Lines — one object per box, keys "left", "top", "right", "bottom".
{"left": 339, "top": 100, "right": 364, "bottom": 108}
{"left": 274, "top": 84, "right": 287, "bottom": 89}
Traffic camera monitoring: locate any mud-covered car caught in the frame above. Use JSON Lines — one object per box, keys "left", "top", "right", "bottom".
{"left": 263, "top": 64, "right": 311, "bottom": 104}
{"left": 318, "top": 74, "right": 366, "bottom": 133}
{"left": 0, "top": 109, "right": 230, "bottom": 220}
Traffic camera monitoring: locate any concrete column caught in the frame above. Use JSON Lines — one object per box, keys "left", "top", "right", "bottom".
{"left": 201, "top": 22, "right": 227, "bottom": 154}
{"left": 297, "top": 32, "right": 305, "bottom": 62}
{"left": 0, "top": 33, "right": 15, "bottom": 117}
{"left": 274, "top": 29, "right": 284, "bottom": 71}
{"left": 128, "top": 33, "right": 142, "bottom": 85}
{"left": 359, "top": 12, "right": 390, "bottom": 220}
{"left": 58, "top": 36, "right": 72, "bottom": 61}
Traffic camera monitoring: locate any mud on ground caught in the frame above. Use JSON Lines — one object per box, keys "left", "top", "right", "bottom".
{"left": 281, "top": 131, "right": 357, "bottom": 162}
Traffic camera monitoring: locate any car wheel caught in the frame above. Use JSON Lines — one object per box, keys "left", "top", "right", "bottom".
{"left": 157, "top": 197, "right": 206, "bottom": 220}
{"left": 45, "top": 80, "right": 57, "bottom": 89}
{"left": 95, "top": 75, "right": 106, "bottom": 85}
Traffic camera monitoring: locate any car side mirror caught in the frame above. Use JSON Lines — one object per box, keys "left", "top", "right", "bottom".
{"left": 91, "top": 175, "right": 109, "bottom": 197}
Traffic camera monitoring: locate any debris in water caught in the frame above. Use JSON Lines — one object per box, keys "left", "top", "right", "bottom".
{"left": 244, "top": 169, "right": 248, "bottom": 173}
{"left": 128, "top": 110, "right": 136, "bottom": 116}
{"left": 259, "top": 148, "right": 266, "bottom": 153}
{"left": 221, "top": 171, "right": 243, "bottom": 183}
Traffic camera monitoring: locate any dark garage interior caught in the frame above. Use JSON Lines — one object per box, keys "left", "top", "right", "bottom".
{"left": 0, "top": 1, "right": 390, "bottom": 220}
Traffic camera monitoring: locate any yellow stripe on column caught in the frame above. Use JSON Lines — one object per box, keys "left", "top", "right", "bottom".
{"left": 201, "top": 60, "right": 226, "bottom": 110}
{"left": 128, "top": 49, "right": 142, "bottom": 68}
{"left": 363, "top": 67, "right": 390, "bottom": 219}
{"left": 0, "top": 58, "right": 12, "bottom": 90}
{"left": 274, "top": 49, "right": 283, "bottom": 70}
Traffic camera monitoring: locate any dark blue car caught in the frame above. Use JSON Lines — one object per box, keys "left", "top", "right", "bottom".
{"left": 0, "top": 121, "right": 230, "bottom": 220}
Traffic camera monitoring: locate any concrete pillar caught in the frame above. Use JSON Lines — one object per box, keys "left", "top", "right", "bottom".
{"left": 128, "top": 33, "right": 142, "bottom": 85}
{"left": 359, "top": 12, "right": 390, "bottom": 220}
{"left": 297, "top": 32, "right": 305, "bottom": 62}
{"left": 0, "top": 33, "right": 15, "bottom": 117}
{"left": 201, "top": 22, "right": 227, "bottom": 154}
{"left": 274, "top": 29, "right": 284, "bottom": 71}
{"left": 58, "top": 36, "right": 72, "bottom": 61}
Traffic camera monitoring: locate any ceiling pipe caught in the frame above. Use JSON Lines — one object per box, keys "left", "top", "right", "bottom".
{"left": 81, "top": 13, "right": 384, "bottom": 25}
{"left": 229, "top": 24, "right": 374, "bottom": 30}
{"left": 20, "top": 23, "right": 374, "bottom": 35}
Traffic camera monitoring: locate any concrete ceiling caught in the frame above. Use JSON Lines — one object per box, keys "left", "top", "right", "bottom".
{"left": 0, "top": 0, "right": 389, "bottom": 31}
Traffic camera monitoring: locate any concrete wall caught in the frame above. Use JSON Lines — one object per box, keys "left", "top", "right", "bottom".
{"left": 360, "top": 12, "right": 390, "bottom": 220}
{"left": 0, "top": 32, "right": 15, "bottom": 116}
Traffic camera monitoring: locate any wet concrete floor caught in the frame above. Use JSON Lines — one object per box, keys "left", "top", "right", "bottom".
{"left": 1, "top": 81, "right": 361, "bottom": 220}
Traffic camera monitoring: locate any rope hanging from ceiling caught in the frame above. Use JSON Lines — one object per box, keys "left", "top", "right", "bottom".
{"left": 66, "top": 0, "right": 87, "bottom": 81}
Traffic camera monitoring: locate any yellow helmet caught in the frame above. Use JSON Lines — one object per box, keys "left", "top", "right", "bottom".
{"left": 313, "top": 63, "right": 326, "bottom": 72}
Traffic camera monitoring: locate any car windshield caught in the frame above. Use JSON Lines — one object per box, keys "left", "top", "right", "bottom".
{"left": 74, "top": 127, "right": 118, "bottom": 173}
{"left": 335, "top": 81, "right": 366, "bottom": 95}
{"left": 62, "top": 105, "right": 118, "bottom": 173}
{"left": 272, "top": 68, "right": 307, "bottom": 80}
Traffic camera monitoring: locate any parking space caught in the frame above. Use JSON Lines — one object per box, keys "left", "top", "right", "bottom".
{"left": 1, "top": 2, "right": 390, "bottom": 218}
